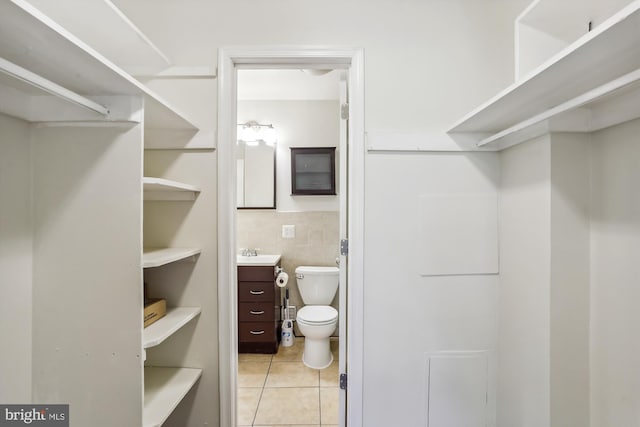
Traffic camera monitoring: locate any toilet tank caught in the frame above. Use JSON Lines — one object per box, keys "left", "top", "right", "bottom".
{"left": 295, "top": 266, "right": 339, "bottom": 305}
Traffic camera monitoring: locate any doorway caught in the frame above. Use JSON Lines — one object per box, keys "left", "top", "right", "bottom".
{"left": 236, "top": 68, "right": 342, "bottom": 426}
{"left": 217, "top": 48, "right": 365, "bottom": 427}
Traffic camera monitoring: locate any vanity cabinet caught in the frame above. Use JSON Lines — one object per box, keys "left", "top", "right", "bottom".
{"left": 238, "top": 264, "right": 282, "bottom": 353}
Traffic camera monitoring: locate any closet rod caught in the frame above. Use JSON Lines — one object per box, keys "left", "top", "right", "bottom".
{"left": 0, "top": 56, "right": 109, "bottom": 116}
{"left": 477, "top": 67, "right": 640, "bottom": 148}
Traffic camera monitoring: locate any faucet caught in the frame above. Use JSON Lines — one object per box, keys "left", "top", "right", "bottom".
{"left": 240, "top": 248, "right": 258, "bottom": 257}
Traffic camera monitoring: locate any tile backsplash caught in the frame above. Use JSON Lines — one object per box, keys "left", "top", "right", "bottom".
{"left": 237, "top": 210, "right": 340, "bottom": 336}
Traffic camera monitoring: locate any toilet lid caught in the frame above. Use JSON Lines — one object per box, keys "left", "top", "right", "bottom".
{"left": 297, "top": 306, "right": 338, "bottom": 324}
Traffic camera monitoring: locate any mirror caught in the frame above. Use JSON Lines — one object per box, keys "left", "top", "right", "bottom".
{"left": 237, "top": 143, "right": 276, "bottom": 209}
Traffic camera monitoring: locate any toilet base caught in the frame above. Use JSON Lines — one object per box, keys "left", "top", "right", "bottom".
{"left": 302, "top": 336, "right": 333, "bottom": 370}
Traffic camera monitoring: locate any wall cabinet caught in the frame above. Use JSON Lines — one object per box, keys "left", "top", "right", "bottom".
{"left": 290, "top": 147, "right": 336, "bottom": 195}
{"left": 238, "top": 264, "right": 282, "bottom": 353}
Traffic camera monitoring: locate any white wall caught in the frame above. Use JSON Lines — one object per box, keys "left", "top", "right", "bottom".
{"left": 549, "top": 134, "right": 590, "bottom": 427}
{"left": 589, "top": 119, "right": 640, "bottom": 427}
{"left": 238, "top": 100, "right": 340, "bottom": 212}
{"left": 365, "top": 152, "right": 500, "bottom": 426}
{"left": 31, "top": 124, "right": 144, "bottom": 425}
{"left": 0, "top": 114, "right": 32, "bottom": 403}
{"left": 115, "top": 0, "right": 527, "bottom": 134}
{"left": 498, "top": 136, "right": 551, "bottom": 427}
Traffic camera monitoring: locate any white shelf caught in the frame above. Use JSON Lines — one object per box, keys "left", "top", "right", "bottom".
{"left": 0, "top": 0, "right": 197, "bottom": 128}
{"left": 143, "top": 177, "right": 201, "bottom": 201}
{"left": 25, "top": 0, "right": 171, "bottom": 76}
{"left": 144, "top": 307, "right": 201, "bottom": 348}
{"left": 143, "top": 248, "right": 201, "bottom": 268}
{"left": 518, "top": 0, "right": 633, "bottom": 44}
{"left": 143, "top": 367, "right": 202, "bottom": 427}
{"left": 449, "top": 0, "right": 640, "bottom": 150}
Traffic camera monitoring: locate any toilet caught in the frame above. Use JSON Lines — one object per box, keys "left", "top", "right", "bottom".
{"left": 295, "top": 266, "right": 339, "bottom": 369}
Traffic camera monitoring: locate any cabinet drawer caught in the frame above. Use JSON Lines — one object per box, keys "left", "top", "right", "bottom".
{"left": 239, "top": 322, "right": 277, "bottom": 342}
{"left": 238, "top": 282, "right": 275, "bottom": 302}
{"left": 239, "top": 302, "right": 276, "bottom": 322}
{"left": 238, "top": 265, "right": 274, "bottom": 282}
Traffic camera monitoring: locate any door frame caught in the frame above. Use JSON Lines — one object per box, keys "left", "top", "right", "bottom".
{"left": 217, "top": 47, "right": 365, "bottom": 427}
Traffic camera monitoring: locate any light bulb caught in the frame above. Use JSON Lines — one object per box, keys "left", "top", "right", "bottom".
{"left": 263, "top": 126, "right": 277, "bottom": 146}
{"left": 242, "top": 126, "right": 258, "bottom": 142}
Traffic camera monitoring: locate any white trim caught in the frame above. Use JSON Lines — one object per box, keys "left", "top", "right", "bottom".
{"left": 366, "top": 130, "right": 497, "bottom": 152}
{"left": 217, "top": 46, "right": 365, "bottom": 427}
{"left": 217, "top": 49, "right": 238, "bottom": 427}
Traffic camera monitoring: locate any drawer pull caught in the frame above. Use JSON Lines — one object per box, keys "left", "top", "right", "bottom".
{"left": 250, "top": 330, "right": 265, "bottom": 335}
{"left": 250, "top": 310, "right": 265, "bottom": 315}
{"left": 249, "top": 290, "right": 265, "bottom": 295}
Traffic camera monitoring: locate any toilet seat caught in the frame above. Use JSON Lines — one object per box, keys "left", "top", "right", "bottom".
{"left": 297, "top": 305, "right": 338, "bottom": 325}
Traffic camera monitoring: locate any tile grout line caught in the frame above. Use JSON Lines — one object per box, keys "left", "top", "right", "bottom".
{"left": 251, "top": 354, "right": 273, "bottom": 427}
{"left": 318, "top": 372, "right": 322, "bottom": 427}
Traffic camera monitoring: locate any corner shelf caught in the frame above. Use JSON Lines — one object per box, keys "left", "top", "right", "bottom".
{"left": 143, "top": 367, "right": 202, "bottom": 427}
{"left": 0, "top": 0, "right": 198, "bottom": 128}
{"left": 143, "top": 248, "right": 201, "bottom": 268}
{"left": 143, "top": 177, "right": 201, "bottom": 201}
{"left": 144, "top": 307, "right": 201, "bottom": 348}
{"left": 448, "top": 0, "right": 640, "bottom": 150}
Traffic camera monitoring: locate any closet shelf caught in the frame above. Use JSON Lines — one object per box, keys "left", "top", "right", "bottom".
{"left": 143, "top": 177, "right": 201, "bottom": 201}
{"left": 0, "top": 0, "right": 198, "bottom": 129}
{"left": 143, "top": 367, "right": 202, "bottom": 427}
{"left": 25, "top": 0, "right": 171, "bottom": 76}
{"left": 144, "top": 307, "right": 201, "bottom": 348}
{"left": 143, "top": 248, "right": 201, "bottom": 268}
{"left": 448, "top": 0, "right": 640, "bottom": 150}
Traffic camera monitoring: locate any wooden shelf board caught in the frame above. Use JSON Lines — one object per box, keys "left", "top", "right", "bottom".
{"left": 143, "top": 248, "right": 201, "bottom": 268}
{"left": 143, "top": 307, "right": 201, "bottom": 349}
{"left": 143, "top": 177, "right": 201, "bottom": 201}
{"left": 476, "top": 69, "right": 640, "bottom": 150}
{"left": 0, "top": 0, "right": 198, "bottom": 129}
{"left": 143, "top": 367, "right": 202, "bottom": 427}
{"left": 449, "top": 0, "right": 640, "bottom": 146}
{"left": 26, "top": 0, "right": 171, "bottom": 76}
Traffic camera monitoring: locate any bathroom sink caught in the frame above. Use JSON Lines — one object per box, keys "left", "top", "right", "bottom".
{"left": 237, "top": 254, "right": 281, "bottom": 266}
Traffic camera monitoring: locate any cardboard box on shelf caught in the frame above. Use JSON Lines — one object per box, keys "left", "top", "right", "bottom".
{"left": 144, "top": 298, "right": 166, "bottom": 328}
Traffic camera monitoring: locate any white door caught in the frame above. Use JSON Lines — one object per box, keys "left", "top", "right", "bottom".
{"left": 338, "top": 72, "right": 348, "bottom": 427}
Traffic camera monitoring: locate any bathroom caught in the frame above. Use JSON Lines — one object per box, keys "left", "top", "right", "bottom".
{"left": 235, "top": 69, "right": 344, "bottom": 426}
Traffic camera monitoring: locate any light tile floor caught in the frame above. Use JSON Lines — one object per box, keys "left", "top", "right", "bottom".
{"left": 238, "top": 338, "right": 340, "bottom": 427}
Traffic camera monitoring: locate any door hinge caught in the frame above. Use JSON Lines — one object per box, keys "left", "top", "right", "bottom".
{"left": 340, "top": 373, "right": 347, "bottom": 390}
{"left": 341, "top": 103, "right": 349, "bottom": 120}
{"left": 340, "top": 239, "right": 349, "bottom": 256}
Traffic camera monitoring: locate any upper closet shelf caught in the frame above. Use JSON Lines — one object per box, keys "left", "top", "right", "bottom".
{"left": 0, "top": 0, "right": 197, "bottom": 129}
{"left": 25, "top": 0, "right": 171, "bottom": 76}
{"left": 143, "top": 177, "right": 201, "bottom": 201}
{"left": 448, "top": 0, "right": 640, "bottom": 150}
{"left": 143, "top": 248, "right": 202, "bottom": 268}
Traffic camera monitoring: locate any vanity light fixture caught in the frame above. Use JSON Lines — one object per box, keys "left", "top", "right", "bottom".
{"left": 237, "top": 121, "right": 277, "bottom": 146}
